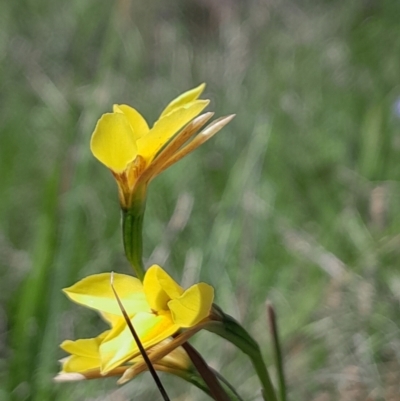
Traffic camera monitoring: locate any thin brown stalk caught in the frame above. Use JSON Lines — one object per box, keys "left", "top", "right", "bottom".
{"left": 110, "top": 273, "right": 170, "bottom": 401}
{"left": 182, "top": 342, "right": 232, "bottom": 401}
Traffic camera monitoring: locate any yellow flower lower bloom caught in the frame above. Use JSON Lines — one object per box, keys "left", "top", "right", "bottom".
{"left": 90, "top": 84, "right": 234, "bottom": 208}
{"left": 59, "top": 265, "right": 214, "bottom": 375}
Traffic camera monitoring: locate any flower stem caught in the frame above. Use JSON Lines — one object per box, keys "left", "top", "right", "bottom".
{"left": 162, "top": 367, "right": 244, "bottom": 401}
{"left": 212, "top": 369, "right": 245, "bottom": 401}
{"left": 208, "top": 308, "right": 278, "bottom": 401}
{"left": 267, "top": 303, "right": 286, "bottom": 401}
{"left": 121, "top": 185, "right": 147, "bottom": 281}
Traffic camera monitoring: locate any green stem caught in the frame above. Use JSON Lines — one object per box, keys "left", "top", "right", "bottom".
{"left": 122, "top": 185, "right": 147, "bottom": 281}
{"left": 212, "top": 369, "right": 245, "bottom": 401}
{"left": 166, "top": 368, "right": 244, "bottom": 401}
{"left": 207, "top": 309, "right": 278, "bottom": 401}
{"left": 267, "top": 303, "right": 286, "bottom": 401}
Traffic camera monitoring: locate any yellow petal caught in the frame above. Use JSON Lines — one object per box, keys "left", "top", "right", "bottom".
{"left": 61, "top": 354, "right": 100, "bottom": 373}
{"left": 113, "top": 104, "right": 149, "bottom": 139}
{"left": 90, "top": 113, "right": 138, "bottom": 173}
{"left": 160, "top": 83, "right": 206, "bottom": 118}
{"left": 100, "top": 312, "right": 123, "bottom": 327}
{"left": 155, "top": 343, "right": 191, "bottom": 370}
{"left": 137, "top": 100, "right": 209, "bottom": 163}
{"left": 168, "top": 283, "right": 214, "bottom": 327}
{"left": 143, "top": 265, "right": 183, "bottom": 311}
{"left": 63, "top": 273, "right": 150, "bottom": 316}
{"left": 100, "top": 311, "right": 179, "bottom": 373}
{"left": 60, "top": 335, "right": 105, "bottom": 373}
{"left": 61, "top": 335, "right": 104, "bottom": 358}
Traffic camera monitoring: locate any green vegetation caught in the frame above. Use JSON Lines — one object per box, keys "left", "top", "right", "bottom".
{"left": 1, "top": 1, "right": 400, "bottom": 400}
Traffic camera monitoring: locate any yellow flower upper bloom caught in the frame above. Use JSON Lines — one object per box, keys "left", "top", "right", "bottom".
{"left": 60, "top": 265, "right": 214, "bottom": 375}
{"left": 90, "top": 84, "right": 234, "bottom": 208}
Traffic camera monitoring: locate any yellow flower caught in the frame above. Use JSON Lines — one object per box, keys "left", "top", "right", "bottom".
{"left": 90, "top": 83, "right": 234, "bottom": 209}
{"left": 58, "top": 265, "right": 214, "bottom": 376}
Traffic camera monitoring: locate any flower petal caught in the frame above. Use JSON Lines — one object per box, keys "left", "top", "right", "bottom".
{"left": 100, "top": 312, "right": 123, "bottom": 327}
{"left": 113, "top": 104, "right": 149, "bottom": 140}
{"left": 61, "top": 335, "right": 104, "bottom": 358}
{"left": 137, "top": 100, "right": 209, "bottom": 163}
{"left": 90, "top": 113, "right": 138, "bottom": 173}
{"left": 100, "top": 311, "right": 179, "bottom": 373}
{"left": 60, "top": 335, "right": 105, "bottom": 373}
{"left": 143, "top": 265, "right": 183, "bottom": 311}
{"left": 168, "top": 283, "right": 214, "bottom": 327}
{"left": 154, "top": 343, "right": 190, "bottom": 370}
{"left": 160, "top": 83, "right": 206, "bottom": 118}
{"left": 63, "top": 273, "right": 150, "bottom": 316}
{"left": 61, "top": 355, "right": 100, "bottom": 373}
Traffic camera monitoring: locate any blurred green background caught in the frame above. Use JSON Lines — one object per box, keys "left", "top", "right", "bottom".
{"left": 1, "top": 0, "right": 400, "bottom": 400}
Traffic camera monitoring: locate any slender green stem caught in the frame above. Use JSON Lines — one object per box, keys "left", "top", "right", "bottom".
{"left": 122, "top": 209, "right": 145, "bottom": 280}
{"left": 162, "top": 367, "right": 244, "bottom": 401}
{"left": 207, "top": 308, "right": 278, "bottom": 401}
{"left": 121, "top": 185, "right": 147, "bottom": 281}
{"left": 251, "top": 350, "right": 278, "bottom": 401}
{"left": 267, "top": 303, "right": 286, "bottom": 401}
{"left": 165, "top": 368, "right": 215, "bottom": 396}
{"left": 212, "top": 369, "right": 245, "bottom": 401}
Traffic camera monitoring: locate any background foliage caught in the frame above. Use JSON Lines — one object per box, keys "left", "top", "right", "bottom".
{"left": 1, "top": 0, "right": 400, "bottom": 400}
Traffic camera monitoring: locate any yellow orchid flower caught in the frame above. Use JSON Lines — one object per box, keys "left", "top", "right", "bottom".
{"left": 90, "top": 83, "right": 235, "bottom": 209}
{"left": 59, "top": 265, "right": 214, "bottom": 375}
